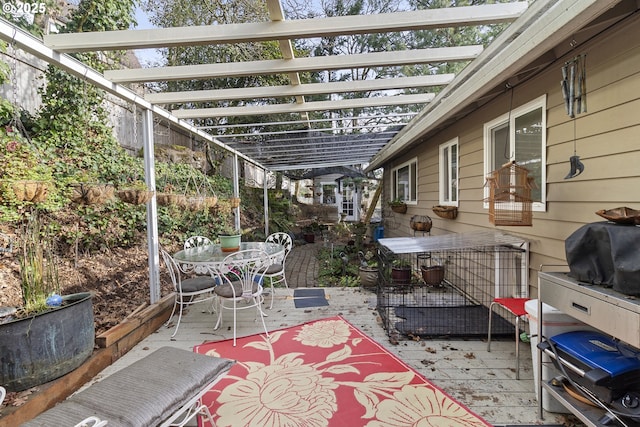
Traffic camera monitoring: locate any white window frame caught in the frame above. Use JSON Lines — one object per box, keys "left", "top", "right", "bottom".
{"left": 483, "top": 95, "right": 547, "bottom": 211}
{"left": 391, "top": 157, "right": 417, "bottom": 204}
{"left": 439, "top": 138, "right": 459, "bottom": 206}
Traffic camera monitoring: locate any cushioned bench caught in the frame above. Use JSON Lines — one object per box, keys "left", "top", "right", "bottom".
{"left": 21, "top": 346, "right": 234, "bottom": 427}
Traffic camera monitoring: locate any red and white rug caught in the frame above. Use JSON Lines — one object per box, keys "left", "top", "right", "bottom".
{"left": 194, "top": 316, "right": 491, "bottom": 427}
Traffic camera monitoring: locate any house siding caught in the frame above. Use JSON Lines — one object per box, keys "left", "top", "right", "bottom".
{"left": 382, "top": 13, "right": 640, "bottom": 297}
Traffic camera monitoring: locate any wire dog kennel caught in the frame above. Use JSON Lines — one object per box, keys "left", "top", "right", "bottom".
{"left": 376, "top": 231, "right": 529, "bottom": 338}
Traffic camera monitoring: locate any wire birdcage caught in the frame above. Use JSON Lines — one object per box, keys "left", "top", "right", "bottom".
{"left": 486, "top": 161, "right": 536, "bottom": 226}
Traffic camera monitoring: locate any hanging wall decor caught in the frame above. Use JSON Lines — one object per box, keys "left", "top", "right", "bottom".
{"left": 561, "top": 52, "right": 587, "bottom": 179}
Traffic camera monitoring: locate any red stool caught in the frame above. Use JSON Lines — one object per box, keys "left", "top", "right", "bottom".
{"left": 487, "top": 297, "right": 530, "bottom": 379}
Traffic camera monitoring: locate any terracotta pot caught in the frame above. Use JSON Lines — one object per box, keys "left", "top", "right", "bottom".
{"left": 421, "top": 265, "right": 445, "bottom": 285}
{"left": 391, "top": 267, "right": 411, "bottom": 284}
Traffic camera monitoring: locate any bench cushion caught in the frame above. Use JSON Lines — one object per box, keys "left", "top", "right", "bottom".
{"left": 22, "top": 346, "right": 234, "bottom": 427}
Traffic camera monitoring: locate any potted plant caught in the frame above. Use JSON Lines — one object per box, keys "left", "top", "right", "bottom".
{"left": 391, "top": 258, "right": 412, "bottom": 284}
{"left": 301, "top": 222, "right": 318, "bottom": 243}
{"left": 388, "top": 198, "right": 408, "bottom": 214}
{"left": 358, "top": 250, "right": 378, "bottom": 288}
{"left": 0, "top": 213, "right": 94, "bottom": 392}
{"left": 218, "top": 224, "right": 241, "bottom": 252}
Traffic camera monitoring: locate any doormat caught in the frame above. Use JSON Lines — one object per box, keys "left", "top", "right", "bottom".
{"left": 194, "top": 316, "right": 491, "bottom": 427}
{"left": 395, "top": 305, "right": 513, "bottom": 338}
{"left": 293, "top": 288, "right": 329, "bottom": 308}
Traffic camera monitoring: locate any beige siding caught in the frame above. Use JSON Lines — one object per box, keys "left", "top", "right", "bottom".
{"left": 382, "top": 14, "right": 640, "bottom": 296}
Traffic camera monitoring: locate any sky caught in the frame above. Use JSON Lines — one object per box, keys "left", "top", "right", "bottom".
{"left": 133, "top": 6, "right": 162, "bottom": 65}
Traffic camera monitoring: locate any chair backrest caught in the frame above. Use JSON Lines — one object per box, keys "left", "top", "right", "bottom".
{"left": 159, "top": 247, "right": 182, "bottom": 293}
{"left": 265, "top": 232, "right": 293, "bottom": 261}
{"left": 217, "top": 249, "right": 270, "bottom": 298}
{"left": 184, "top": 235, "right": 212, "bottom": 250}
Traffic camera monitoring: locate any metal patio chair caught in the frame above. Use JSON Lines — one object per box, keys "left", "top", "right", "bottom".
{"left": 160, "top": 247, "right": 217, "bottom": 338}
{"left": 264, "top": 232, "right": 293, "bottom": 309}
{"left": 184, "top": 235, "right": 212, "bottom": 250}
{"left": 213, "top": 249, "right": 270, "bottom": 346}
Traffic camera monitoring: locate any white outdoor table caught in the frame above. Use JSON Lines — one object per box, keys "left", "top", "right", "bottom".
{"left": 173, "top": 242, "right": 285, "bottom": 275}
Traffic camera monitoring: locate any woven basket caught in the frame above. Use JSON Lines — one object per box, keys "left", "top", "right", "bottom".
{"left": 432, "top": 205, "right": 458, "bottom": 219}
{"left": 116, "top": 189, "right": 154, "bottom": 205}
{"left": 390, "top": 204, "right": 407, "bottom": 214}
{"left": 70, "top": 183, "right": 114, "bottom": 205}
{"left": 156, "top": 192, "right": 180, "bottom": 207}
{"left": 11, "top": 180, "right": 49, "bottom": 203}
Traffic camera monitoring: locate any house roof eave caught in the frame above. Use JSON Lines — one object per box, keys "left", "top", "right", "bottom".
{"left": 366, "top": 0, "right": 622, "bottom": 172}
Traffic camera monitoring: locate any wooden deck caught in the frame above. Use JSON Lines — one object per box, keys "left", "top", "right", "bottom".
{"left": 95, "top": 281, "right": 575, "bottom": 426}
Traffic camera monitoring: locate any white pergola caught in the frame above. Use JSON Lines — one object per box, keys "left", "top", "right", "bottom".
{"left": 41, "top": 0, "right": 528, "bottom": 171}
{"left": 1, "top": 0, "right": 620, "bottom": 303}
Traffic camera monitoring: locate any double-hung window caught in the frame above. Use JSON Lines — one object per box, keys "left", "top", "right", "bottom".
{"left": 484, "top": 95, "right": 547, "bottom": 210}
{"left": 392, "top": 158, "right": 417, "bottom": 203}
{"left": 439, "top": 138, "right": 458, "bottom": 206}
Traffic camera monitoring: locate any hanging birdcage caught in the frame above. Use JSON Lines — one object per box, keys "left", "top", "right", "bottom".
{"left": 485, "top": 161, "right": 536, "bottom": 226}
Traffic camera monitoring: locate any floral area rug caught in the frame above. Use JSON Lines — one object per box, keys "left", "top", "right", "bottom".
{"left": 194, "top": 316, "right": 491, "bottom": 427}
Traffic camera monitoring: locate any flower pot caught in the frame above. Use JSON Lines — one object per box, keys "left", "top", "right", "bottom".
{"left": 0, "top": 292, "right": 94, "bottom": 392}
{"left": 421, "top": 265, "right": 445, "bottom": 285}
{"left": 391, "top": 266, "right": 411, "bottom": 284}
{"left": 303, "top": 232, "right": 315, "bottom": 243}
{"left": 359, "top": 266, "right": 378, "bottom": 288}
{"left": 219, "top": 234, "right": 241, "bottom": 252}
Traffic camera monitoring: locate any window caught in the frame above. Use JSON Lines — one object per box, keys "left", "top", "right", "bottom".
{"left": 484, "top": 95, "right": 546, "bottom": 210}
{"left": 392, "top": 158, "right": 417, "bottom": 203}
{"left": 439, "top": 138, "right": 458, "bottom": 205}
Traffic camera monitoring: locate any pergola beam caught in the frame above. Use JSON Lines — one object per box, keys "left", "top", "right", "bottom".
{"left": 104, "top": 46, "right": 482, "bottom": 83}
{"left": 173, "top": 93, "right": 434, "bottom": 119}
{"left": 145, "top": 74, "right": 454, "bottom": 104}
{"left": 44, "top": 3, "right": 528, "bottom": 52}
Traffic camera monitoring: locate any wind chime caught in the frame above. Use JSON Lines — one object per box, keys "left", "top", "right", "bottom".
{"left": 561, "top": 52, "right": 587, "bottom": 179}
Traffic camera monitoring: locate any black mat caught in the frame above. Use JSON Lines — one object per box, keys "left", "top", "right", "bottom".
{"left": 293, "top": 288, "right": 329, "bottom": 308}
{"left": 394, "top": 305, "right": 513, "bottom": 338}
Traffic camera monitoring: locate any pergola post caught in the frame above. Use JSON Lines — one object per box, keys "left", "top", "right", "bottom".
{"left": 264, "top": 168, "right": 269, "bottom": 236}
{"left": 142, "top": 108, "right": 160, "bottom": 304}
{"left": 233, "top": 154, "right": 240, "bottom": 231}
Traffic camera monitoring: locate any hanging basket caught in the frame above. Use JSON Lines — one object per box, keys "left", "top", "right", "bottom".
{"left": 410, "top": 215, "right": 432, "bottom": 232}
{"left": 228, "top": 197, "right": 241, "bottom": 208}
{"left": 69, "top": 183, "right": 114, "bottom": 205}
{"left": 432, "top": 205, "right": 458, "bottom": 219}
{"left": 157, "top": 192, "right": 189, "bottom": 207}
{"left": 116, "top": 189, "right": 154, "bottom": 205}
{"left": 11, "top": 180, "right": 49, "bottom": 203}
{"left": 205, "top": 195, "right": 218, "bottom": 208}
{"left": 390, "top": 203, "right": 407, "bottom": 214}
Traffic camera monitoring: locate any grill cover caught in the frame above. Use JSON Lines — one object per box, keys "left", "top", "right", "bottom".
{"left": 565, "top": 222, "right": 640, "bottom": 295}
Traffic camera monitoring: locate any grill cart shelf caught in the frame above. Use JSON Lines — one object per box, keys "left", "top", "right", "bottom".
{"left": 538, "top": 272, "right": 640, "bottom": 427}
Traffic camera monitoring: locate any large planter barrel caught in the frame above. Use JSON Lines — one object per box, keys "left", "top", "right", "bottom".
{"left": 0, "top": 292, "right": 94, "bottom": 392}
